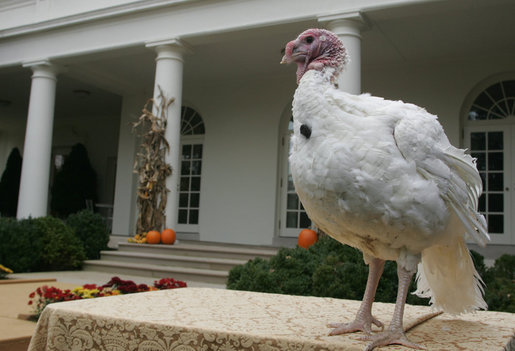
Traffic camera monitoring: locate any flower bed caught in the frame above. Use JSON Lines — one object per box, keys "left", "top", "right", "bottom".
{"left": 28, "top": 276, "right": 187, "bottom": 320}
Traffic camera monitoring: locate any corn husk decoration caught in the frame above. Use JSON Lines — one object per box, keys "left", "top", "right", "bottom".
{"left": 133, "top": 87, "right": 173, "bottom": 235}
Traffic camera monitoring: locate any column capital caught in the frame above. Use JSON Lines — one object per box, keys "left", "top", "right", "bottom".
{"left": 318, "top": 11, "right": 369, "bottom": 35}
{"left": 22, "top": 59, "right": 59, "bottom": 80}
{"left": 145, "top": 38, "right": 192, "bottom": 54}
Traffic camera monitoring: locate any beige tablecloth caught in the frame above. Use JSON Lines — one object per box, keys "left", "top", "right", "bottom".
{"left": 28, "top": 288, "right": 514, "bottom": 351}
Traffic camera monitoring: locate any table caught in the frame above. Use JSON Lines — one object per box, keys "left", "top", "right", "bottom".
{"left": 28, "top": 288, "right": 514, "bottom": 351}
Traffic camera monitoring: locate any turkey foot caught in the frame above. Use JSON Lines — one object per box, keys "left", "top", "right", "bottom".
{"left": 328, "top": 315, "right": 384, "bottom": 335}
{"left": 328, "top": 257, "right": 386, "bottom": 336}
{"left": 360, "top": 328, "right": 424, "bottom": 351}
{"left": 359, "top": 264, "right": 424, "bottom": 350}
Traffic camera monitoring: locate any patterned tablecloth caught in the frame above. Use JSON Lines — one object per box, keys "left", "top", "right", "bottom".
{"left": 28, "top": 287, "right": 514, "bottom": 351}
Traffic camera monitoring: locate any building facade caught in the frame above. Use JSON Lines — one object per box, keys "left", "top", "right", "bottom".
{"left": 0, "top": 0, "right": 514, "bottom": 257}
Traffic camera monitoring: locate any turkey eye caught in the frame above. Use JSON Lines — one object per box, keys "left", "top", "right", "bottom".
{"left": 305, "top": 36, "right": 314, "bottom": 44}
{"left": 300, "top": 124, "right": 311, "bottom": 139}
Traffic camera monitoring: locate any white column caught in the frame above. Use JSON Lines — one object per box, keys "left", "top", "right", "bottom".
{"left": 112, "top": 94, "right": 143, "bottom": 235}
{"left": 319, "top": 12, "right": 366, "bottom": 94}
{"left": 17, "top": 60, "right": 57, "bottom": 219}
{"left": 145, "top": 39, "right": 189, "bottom": 229}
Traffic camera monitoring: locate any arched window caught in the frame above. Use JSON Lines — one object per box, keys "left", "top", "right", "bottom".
{"left": 277, "top": 108, "right": 312, "bottom": 237}
{"left": 181, "top": 106, "right": 205, "bottom": 135}
{"left": 463, "top": 77, "right": 515, "bottom": 245}
{"left": 468, "top": 80, "right": 515, "bottom": 120}
{"left": 177, "top": 106, "right": 205, "bottom": 232}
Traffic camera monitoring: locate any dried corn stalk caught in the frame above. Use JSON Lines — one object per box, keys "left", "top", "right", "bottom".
{"left": 133, "top": 88, "right": 174, "bottom": 234}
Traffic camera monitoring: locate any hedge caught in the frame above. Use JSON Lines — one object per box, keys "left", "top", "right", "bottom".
{"left": 0, "top": 216, "right": 88, "bottom": 272}
{"left": 227, "top": 235, "right": 514, "bottom": 313}
{"left": 67, "top": 210, "right": 109, "bottom": 259}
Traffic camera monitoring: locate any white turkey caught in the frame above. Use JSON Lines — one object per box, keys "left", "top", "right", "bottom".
{"left": 281, "top": 28, "right": 489, "bottom": 350}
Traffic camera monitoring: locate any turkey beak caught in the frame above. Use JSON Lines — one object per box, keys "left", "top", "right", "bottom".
{"left": 280, "top": 48, "right": 290, "bottom": 64}
{"left": 280, "top": 40, "right": 296, "bottom": 64}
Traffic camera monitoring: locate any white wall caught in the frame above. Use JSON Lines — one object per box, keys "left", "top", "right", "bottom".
{"left": 363, "top": 55, "right": 515, "bottom": 146}
{"left": 184, "top": 73, "right": 295, "bottom": 245}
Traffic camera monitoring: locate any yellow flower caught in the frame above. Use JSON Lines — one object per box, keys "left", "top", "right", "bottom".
{"left": 0, "top": 264, "right": 13, "bottom": 274}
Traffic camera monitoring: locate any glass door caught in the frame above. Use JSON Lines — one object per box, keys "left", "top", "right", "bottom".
{"left": 464, "top": 125, "right": 513, "bottom": 244}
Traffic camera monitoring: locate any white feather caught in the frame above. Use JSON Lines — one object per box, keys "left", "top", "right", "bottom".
{"left": 290, "top": 69, "right": 488, "bottom": 313}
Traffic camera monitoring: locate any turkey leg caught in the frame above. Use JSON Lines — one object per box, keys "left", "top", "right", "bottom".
{"left": 328, "top": 257, "right": 385, "bottom": 335}
{"left": 361, "top": 264, "right": 424, "bottom": 351}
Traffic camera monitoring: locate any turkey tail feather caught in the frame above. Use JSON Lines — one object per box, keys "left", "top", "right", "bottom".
{"left": 443, "top": 148, "right": 490, "bottom": 246}
{"left": 414, "top": 237, "right": 487, "bottom": 314}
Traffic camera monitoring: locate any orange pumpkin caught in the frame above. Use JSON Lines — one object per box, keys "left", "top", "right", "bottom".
{"left": 161, "top": 228, "right": 176, "bottom": 245}
{"left": 297, "top": 229, "right": 318, "bottom": 249}
{"left": 146, "top": 230, "right": 161, "bottom": 244}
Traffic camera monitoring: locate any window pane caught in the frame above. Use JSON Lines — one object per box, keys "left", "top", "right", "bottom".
{"left": 488, "top": 152, "right": 503, "bottom": 171}
{"left": 488, "top": 214, "right": 503, "bottom": 234}
{"left": 490, "top": 105, "right": 505, "bottom": 119}
{"left": 474, "top": 91, "right": 492, "bottom": 108}
{"left": 471, "top": 153, "right": 486, "bottom": 171}
{"left": 487, "top": 132, "right": 503, "bottom": 150}
{"left": 191, "top": 177, "right": 201, "bottom": 191}
{"left": 182, "top": 145, "right": 192, "bottom": 159}
{"left": 299, "top": 212, "right": 311, "bottom": 228}
{"left": 192, "top": 144, "right": 203, "bottom": 159}
{"left": 486, "top": 83, "right": 503, "bottom": 102}
{"left": 191, "top": 114, "right": 202, "bottom": 128}
{"left": 469, "top": 106, "right": 487, "bottom": 120}
{"left": 470, "top": 132, "right": 485, "bottom": 151}
{"left": 180, "top": 177, "right": 190, "bottom": 191}
{"left": 488, "top": 173, "right": 503, "bottom": 191}
{"left": 179, "top": 193, "right": 188, "bottom": 207}
{"left": 286, "top": 212, "right": 298, "bottom": 228}
{"left": 478, "top": 194, "right": 486, "bottom": 212}
{"left": 191, "top": 161, "right": 202, "bottom": 175}
{"left": 194, "top": 124, "right": 205, "bottom": 134}
{"left": 190, "top": 193, "right": 200, "bottom": 208}
{"left": 189, "top": 210, "right": 199, "bottom": 224}
{"left": 178, "top": 210, "right": 188, "bottom": 224}
{"left": 288, "top": 176, "right": 295, "bottom": 191}
{"left": 488, "top": 193, "right": 503, "bottom": 212}
{"left": 181, "top": 161, "right": 190, "bottom": 175}
{"left": 287, "top": 194, "right": 298, "bottom": 210}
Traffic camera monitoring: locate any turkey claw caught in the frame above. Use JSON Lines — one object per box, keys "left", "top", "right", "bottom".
{"left": 328, "top": 316, "right": 384, "bottom": 336}
{"left": 360, "top": 329, "right": 425, "bottom": 351}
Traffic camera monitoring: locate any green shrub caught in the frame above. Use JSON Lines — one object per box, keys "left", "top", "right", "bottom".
{"left": 36, "top": 217, "right": 85, "bottom": 271}
{"left": 483, "top": 254, "right": 515, "bottom": 313}
{"left": 0, "top": 216, "right": 85, "bottom": 272}
{"left": 67, "top": 210, "right": 109, "bottom": 259}
{"left": 228, "top": 235, "right": 513, "bottom": 312}
{"left": 227, "top": 236, "right": 417, "bottom": 301}
{"left": 0, "top": 217, "right": 43, "bottom": 272}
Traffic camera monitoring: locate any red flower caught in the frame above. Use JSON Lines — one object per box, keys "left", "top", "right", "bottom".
{"left": 153, "top": 278, "right": 187, "bottom": 289}
{"left": 83, "top": 284, "right": 98, "bottom": 290}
